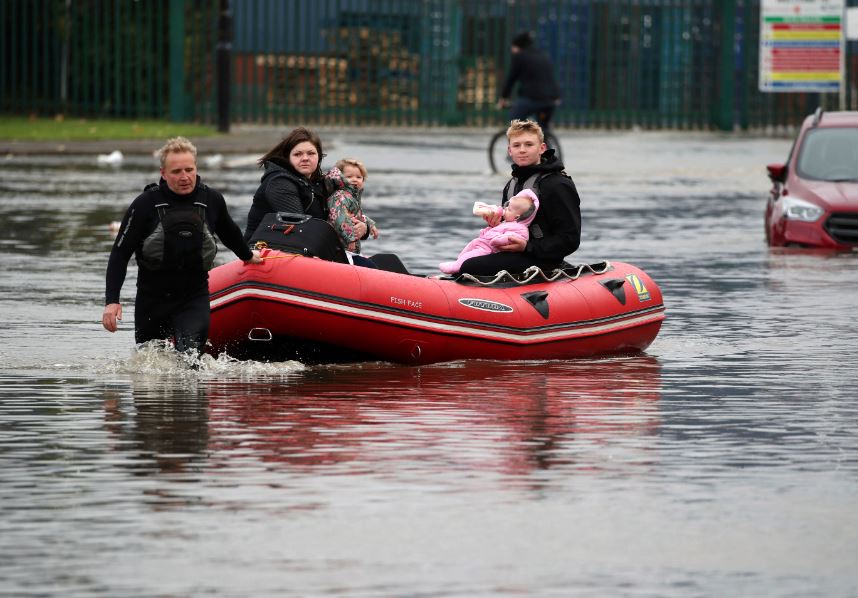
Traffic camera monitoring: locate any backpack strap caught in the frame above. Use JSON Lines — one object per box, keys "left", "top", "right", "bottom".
{"left": 532, "top": 171, "right": 554, "bottom": 192}
{"left": 153, "top": 202, "right": 169, "bottom": 220}
{"left": 193, "top": 201, "right": 208, "bottom": 222}
{"left": 504, "top": 173, "right": 541, "bottom": 203}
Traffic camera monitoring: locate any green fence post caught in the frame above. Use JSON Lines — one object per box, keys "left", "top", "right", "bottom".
{"left": 716, "top": 0, "right": 736, "bottom": 131}
{"left": 216, "top": 0, "right": 232, "bottom": 133}
{"left": 443, "top": 0, "right": 463, "bottom": 126}
{"left": 169, "top": 0, "right": 187, "bottom": 121}
{"left": 418, "top": 0, "right": 463, "bottom": 126}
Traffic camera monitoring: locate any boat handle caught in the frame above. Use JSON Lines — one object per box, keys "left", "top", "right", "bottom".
{"left": 247, "top": 327, "right": 273, "bottom": 341}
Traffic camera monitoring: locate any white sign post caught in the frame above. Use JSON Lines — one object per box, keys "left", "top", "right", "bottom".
{"left": 847, "top": 7, "right": 858, "bottom": 40}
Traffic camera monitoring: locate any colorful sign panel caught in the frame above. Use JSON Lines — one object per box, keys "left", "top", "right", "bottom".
{"left": 759, "top": 0, "right": 844, "bottom": 92}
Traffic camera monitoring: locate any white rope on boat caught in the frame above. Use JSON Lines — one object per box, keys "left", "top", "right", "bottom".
{"left": 456, "top": 261, "right": 613, "bottom": 286}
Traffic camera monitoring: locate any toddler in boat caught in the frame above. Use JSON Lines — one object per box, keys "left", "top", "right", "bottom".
{"left": 324, "top": 158, "right": 379, "bottom": 260}
{"left": 439, "top": 188, "right": 539, "bottom": 275}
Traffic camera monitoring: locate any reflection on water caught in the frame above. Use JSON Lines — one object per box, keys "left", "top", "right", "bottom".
{"left": 1, "top": 132, "right": 857, "bottom": 596}
{"left": 103, "top": 377, "right": 210, "bottom": 477}
{"left": 204, "top": 358, "right": 661, "bottom": 477}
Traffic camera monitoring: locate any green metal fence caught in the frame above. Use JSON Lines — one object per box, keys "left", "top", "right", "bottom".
{"left": 2, "top": 0, "right": 857, "bottom": 130}
{"left": 0, "top": 0, "right": 172, "bottom": 118}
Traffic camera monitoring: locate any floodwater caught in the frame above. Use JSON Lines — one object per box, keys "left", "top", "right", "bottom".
{"left": 1, "top": 130, "right": 857, "bottom": 597}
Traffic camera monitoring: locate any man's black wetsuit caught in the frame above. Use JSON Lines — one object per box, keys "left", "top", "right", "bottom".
{"left": 105, "top": 177, "right": 252, "bottom": 353}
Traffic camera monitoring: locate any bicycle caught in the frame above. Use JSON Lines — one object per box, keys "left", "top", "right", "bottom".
{"left": 488, "top": 107, "right": 563, "bottom": 174}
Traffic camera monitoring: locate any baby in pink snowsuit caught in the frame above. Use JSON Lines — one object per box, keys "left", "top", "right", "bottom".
{"left": 439, "top": 189, "right": 539, "bottom": 275}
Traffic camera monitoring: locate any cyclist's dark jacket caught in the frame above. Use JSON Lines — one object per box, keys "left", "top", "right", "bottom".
{"left": 243, "top": 161, "right": 329, "bottom": 241}
{"left": 502, "top": 149, "right": 581, "bottom": 264}
{"left": 500, "top": 47, "right": 560, "bottom": 103}
{"left": 105, "top": 176, "right": 252, "bottom": 305}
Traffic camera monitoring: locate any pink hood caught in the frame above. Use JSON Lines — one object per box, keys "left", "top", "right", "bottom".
{"left": 512, "top": 188, "right": 539, "bottom": 226}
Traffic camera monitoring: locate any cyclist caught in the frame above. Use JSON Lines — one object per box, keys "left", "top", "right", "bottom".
{"left": 497, "top": 31, "right": 561, "bottom": 136}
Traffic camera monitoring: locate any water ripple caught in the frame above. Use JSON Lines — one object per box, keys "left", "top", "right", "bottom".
{"left": 2, "top": 133, "right": 857, "bottom": 596}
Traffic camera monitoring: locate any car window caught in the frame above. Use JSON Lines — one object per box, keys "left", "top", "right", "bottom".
{"left": 796, "top": 128, "right": 858, "bottom": 181}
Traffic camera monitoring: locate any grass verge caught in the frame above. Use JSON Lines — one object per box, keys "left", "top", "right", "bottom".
{"left": 0, "top": 116, "right": 218, "bottom": 141}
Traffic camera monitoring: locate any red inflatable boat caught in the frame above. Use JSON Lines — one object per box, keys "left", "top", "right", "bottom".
{"left": 207, "top": 249, "right": 665, "bottom": 365}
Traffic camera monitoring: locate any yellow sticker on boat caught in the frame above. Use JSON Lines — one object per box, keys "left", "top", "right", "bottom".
{"left": 626, "top": 274, "right": 651, "bottom": 301}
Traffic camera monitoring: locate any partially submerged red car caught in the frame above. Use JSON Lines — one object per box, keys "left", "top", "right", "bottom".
{"left": 765, "top": 108, "right": 858, "bottom": 249}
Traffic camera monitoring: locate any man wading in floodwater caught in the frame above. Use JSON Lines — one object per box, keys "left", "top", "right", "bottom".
{"left": 102, "top": 136, "right": 262, "bottom": 356}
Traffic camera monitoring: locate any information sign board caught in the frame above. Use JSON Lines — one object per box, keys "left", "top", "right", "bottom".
{"left": 759, "top": 0, "right": 844, "bottom": 92}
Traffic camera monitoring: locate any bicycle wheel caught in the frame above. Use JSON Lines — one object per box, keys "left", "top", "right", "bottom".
{"left": 489, "top": 129, "right": 564, "bottom": 174}
{"left": 488, "top": 129, "right": 511, "bottom": 174}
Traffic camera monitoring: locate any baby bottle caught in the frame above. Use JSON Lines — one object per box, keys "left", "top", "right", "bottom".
{"left": 472, "top": 201, "right": 503, "bottom": 219}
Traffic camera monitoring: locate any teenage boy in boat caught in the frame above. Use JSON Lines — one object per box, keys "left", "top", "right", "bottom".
{"left": 458, "top": 119, "right": 581, "bottom": 276}
{"left": 102, "top": 137, "right": 262, "bottom": 355}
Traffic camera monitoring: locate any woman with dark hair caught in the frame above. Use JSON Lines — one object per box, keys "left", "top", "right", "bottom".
{"left": 242, "top": 127, "right": 368, "bottom": 242}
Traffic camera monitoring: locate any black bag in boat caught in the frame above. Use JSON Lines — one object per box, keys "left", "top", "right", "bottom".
{"left": 248, "top": 212, "right": 348, "bottom": 263}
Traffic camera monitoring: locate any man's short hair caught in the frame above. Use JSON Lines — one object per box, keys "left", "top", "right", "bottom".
{"left": 506, "top": 119, "right": 545, "bottom": 143}
{"left": 157, "top": 136, "right": 197, "bottom": 167}
{"left": 512, "top": 31, "right": 534, "bottom": 49}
